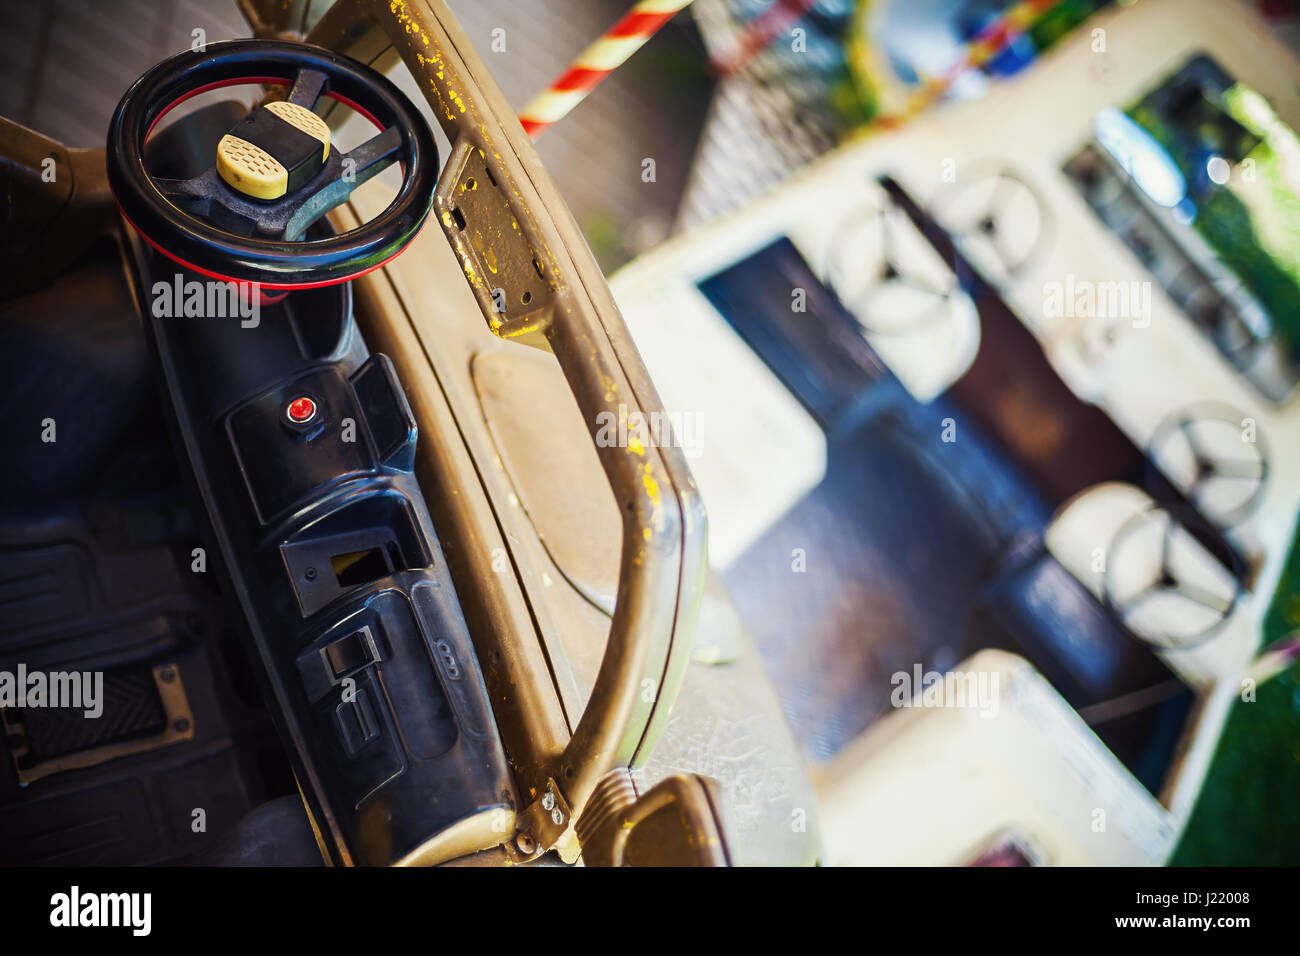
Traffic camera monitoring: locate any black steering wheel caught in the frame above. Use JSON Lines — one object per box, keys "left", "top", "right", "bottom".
{"left": 107, "top": 39, "right": 437, "bottom": 289}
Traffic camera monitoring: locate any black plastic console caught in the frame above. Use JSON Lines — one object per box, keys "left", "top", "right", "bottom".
{"left": 129, "top": 249, "right": 514, "bottom": 866}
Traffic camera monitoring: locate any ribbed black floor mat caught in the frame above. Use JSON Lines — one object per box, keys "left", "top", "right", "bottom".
{"left": 0, "top": 239, "right": 293, "bottom": 865}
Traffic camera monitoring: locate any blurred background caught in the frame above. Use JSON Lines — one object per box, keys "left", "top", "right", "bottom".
{"left": 8, "top": 0, "right": 1297, "bottom": 272}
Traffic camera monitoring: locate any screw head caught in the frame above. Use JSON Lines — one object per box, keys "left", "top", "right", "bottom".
{"left": 550, "top": 807, "right": 565, "bottom": 826}
{"left": 515, "top": 832, "right": 536, "bottom": 855}
{"left": 541, "top": 792, "right": 556, "bottom": 811}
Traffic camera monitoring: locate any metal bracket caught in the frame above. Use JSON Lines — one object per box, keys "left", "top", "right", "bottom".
{"left": 513, "top": 777, "right": 579, "bottom": 863}
{"left": 435, "top": 136, "right": 555, "bottom": 348}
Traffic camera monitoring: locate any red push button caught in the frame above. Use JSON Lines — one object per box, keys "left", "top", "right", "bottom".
{"left": 286, "top": 396, "right": 317, "bottom": 424}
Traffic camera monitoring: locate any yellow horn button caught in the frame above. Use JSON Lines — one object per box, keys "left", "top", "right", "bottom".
{"left": 216, "top": 134, "right": 289, "bottom": 200}
{"left": 264, "top": 100, "right": 331, "bottom": 161}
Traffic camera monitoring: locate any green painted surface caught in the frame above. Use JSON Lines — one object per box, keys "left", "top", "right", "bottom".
{"left": 1169, "top": 519, "right": 1300, "bottom": 865}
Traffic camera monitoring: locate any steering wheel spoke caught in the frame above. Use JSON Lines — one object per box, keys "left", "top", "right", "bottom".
{"left": 1209, "top": 456, "right": 1264, "bottom": 480}
{"left": 345, "top": 125, "right": 403, "bottom": 177}
{"left": 1116, "top": 581, "right": 1161, "bottom": 615}
{"left": 287, "top": 67, "right": 328, "bottom": 109}
{"left": 152, "top": 174, "right": 214, "bottom": 217}
{"left": 154, "top": 175, "right": 200, "bottom": 202}
{"left": 1168, "top": 578, "right": 1235, "bottom": 616}
{"left": 279, "top": 128, "right": 403, "bottom": 241}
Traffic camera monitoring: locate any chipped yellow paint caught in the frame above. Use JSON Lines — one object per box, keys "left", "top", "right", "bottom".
{"left": 627, "top": 435, "right": 645, "bottom": 456}
{"left": 642, "top": 463, "right": 660, "bottom": 503}
{"left": 427, "top": 76, "right": 455, "bottom": 121}
{"left": 643, "top": 527, "right": 652, "bottom": 542}
{"left": 470, "top": 231, "right": 499, "bottom": 275}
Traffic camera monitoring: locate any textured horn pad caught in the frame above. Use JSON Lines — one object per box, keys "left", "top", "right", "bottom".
{"left": 216, "top": 102, "right": 331, "bottom": 200}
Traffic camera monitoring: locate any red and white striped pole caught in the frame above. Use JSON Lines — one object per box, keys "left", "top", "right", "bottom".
{"left": 518, "top": 0, "right": 696, "bottom": 139}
